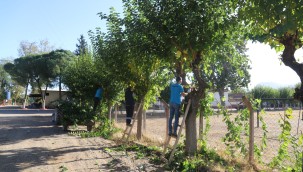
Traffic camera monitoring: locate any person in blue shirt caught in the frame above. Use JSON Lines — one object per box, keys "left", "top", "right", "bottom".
{"left": 169, "top": 76, "right": 187, "bottom": 137}
{"left": 93, "top": 85, "right": 103, "bottom": 111}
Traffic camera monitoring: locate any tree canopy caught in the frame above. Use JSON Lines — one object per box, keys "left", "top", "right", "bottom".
{"left": 238, "top": 0, "right": 303, "bottom": 101}
{"left": 121, "top": 0, "right": 244, "bottom": 154}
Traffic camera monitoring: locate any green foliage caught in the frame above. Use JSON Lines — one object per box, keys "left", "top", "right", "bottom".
{"left": 238, "top": 0, "right": 303, "bottom": 50}
{"left": 4, "top": 49, "right": 74, "bottom": 107}
{"left": 105, "top": 144, "right": 164, "bottom": 165}
{"left": 251, "top": 85, "right": 280, "bottom": 99}
{"left": 62, "top": 53, "right": 99, "bottom": 101}
{"left": 59, "top": 165, "right": 68, "bottom": 172}
{"left": 57, "top": 100, "right": 95, "bottom": 126}
{"left": 74, "top": 34, "right": 88, "bottom": 56}
{"left": 0, "top": 63, "right": 12, "bottom": 100}
{"left": 238, "top": 0, "right": 303, "bottom": 100}
{"left": 253, "top": 99, "right": 268, "bottom": 163}
{"left": 80, "top": 114, "right": 119, "bottom": 139}
{"left": 270, "top": 108, "right": 293, "bottom": 169}
{"left": 168, "top": 142, "right": 246, "bottom": 171}
{"left": 201, "top": 34, "right": 251, "bottom": 93}
{"left": 222, "top": 106, "right": 249, "bottom": 158}
{"left": 199, "top": 92, "right": 214, "bottom": 146}
{"left": 90, "top": 6, "right": 172, "bottom": 110}
{"left": 289, "top": 134, "right": 303, "bottom": 171}
{"left": 279, "top": 87, "right": 295, "bottom": 99}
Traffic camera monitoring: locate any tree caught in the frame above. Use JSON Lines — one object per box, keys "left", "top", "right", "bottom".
{"left": 125, "top": 0, "right": 242, "bottom": 154}
{"left": 250, "top": 86, "right": 279, "bottom": 99}
{"left": 18, "top": 39, "right": 54, "bottom": 57}
{"left": 4, "top": 57, "right": 33, "bottom": 108}
{"left": 279, "top": 86, "right": 295, "bottom": 99}
{"left": 47, "top": 49, "right": 75, "bottom": 100}
{"left": 62, "top": 53, "right": 100, "bottom": 101}
{"left": 238, "top": 0, "right": 303, "bottom": 102}
{"left": 4, "top": 49, "right": 73, "bottom": 109}
{"left": 0, "top": 63, "right": 11, "bottom": 101}
{"left": 74, "top": 35, "right": 88, "bottom": 56}
{"left": 202, "top": 38, "right": 251, "bottom": 106}
{"left": 89, "top": 7, "right": 172, "bottom": 140}
{"left": 32, "top": 50, "right": 75, "bottom": 108}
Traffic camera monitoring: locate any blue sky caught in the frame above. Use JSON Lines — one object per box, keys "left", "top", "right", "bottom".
{"left": 0, "top": 0, "right": 123, "bottom": 57}
{"left": 0, "top": 0, "right": 301, "bottom": 89}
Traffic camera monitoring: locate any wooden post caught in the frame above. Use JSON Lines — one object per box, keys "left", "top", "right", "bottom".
{"left": 108, "top": 105, "right": 112, "bottom": 121}
{"left": 242, "top": 96, "right": 254, "bottom": 163}
{"left": 143, "top": 109, "right": 146, "bottom": 132}
{"left": 199, "top": 109, "right": 204, "bottom": 140}
{"left": 114, "top": 104, "right": 118, "bottom": 123}
{"left": 256, "top": 110, "right": 259, "bottom": 128}
{"left": 159, "top": 99, "right": 170, "bottom": 153}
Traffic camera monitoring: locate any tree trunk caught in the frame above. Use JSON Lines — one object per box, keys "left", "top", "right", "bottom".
{"left": 199, "top": 108, "right": 204, "bottom": 140}
{"left": 143, "top": 109, "right": 146, "bottom": 132}
{"left": 137, "top": 101, "right": 144, "bottom": 140}
{"left": 218, "top": 87, "right": 225, "bottom": 107}
{"left": 114, "top": 104, "right": 118, "bottom": 123}
{"left": 107, "top": 103, "right": 112, "bottom": 121}
{"left": 185, "top": 97, "right": 197, "bottom": 155}
{"left": 279, "top": 34, "right": 303, "bottom": 102}
{"left": 59, "top": 76, "right": 62, "bottom": 100}
{"left": 42, "top": 85, "right": 48, "bottom": 109}
{"left": 23, "top": 81, "right": 29, "bottom": 109}
{"left": 185, "top": 51, "right": 209, "bottom": 155}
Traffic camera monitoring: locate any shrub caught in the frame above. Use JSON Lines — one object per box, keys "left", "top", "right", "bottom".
{"left": 57, "top": 100, "right": 95, "bottom": 128}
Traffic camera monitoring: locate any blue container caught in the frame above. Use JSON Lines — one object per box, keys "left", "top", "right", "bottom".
{"left": 6, "top": 91, "right": 11, "bottom": 100}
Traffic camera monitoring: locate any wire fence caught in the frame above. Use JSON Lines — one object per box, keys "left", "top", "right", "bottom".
{"left": 113, "top": 98, "right": 303, "bottom": 165}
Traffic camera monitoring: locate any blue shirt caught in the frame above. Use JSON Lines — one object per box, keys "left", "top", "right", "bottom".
{"left": 169, "top": 83, "right": 184, "bottom": 105}
{"left": 95, "top": 87, "right": 103, "bottom": 99}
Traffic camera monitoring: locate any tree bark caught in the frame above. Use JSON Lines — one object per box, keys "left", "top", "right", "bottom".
{"left": 59, "top": 76, "right": 62, "bottom": 100}
{"left": 107, "top": 103, "right": 112, "bottom": 121}
{"left": 185, "top": 51, "right": 208, "bottom": 155}
{"left": 23, "top": 80, "right": 29, "bottom": 109}
{"left": 279, "top": 33, "right": 303, "bottom": 102}
{"left": 199, "top": 108, "right": 204, "bottom": 140}
{"left": 42, "top": 85, "right": 48, "bottom": 109}
{"left": 137, "top": 101, "right": 144, "bottom": 140}
{"left": 218, "top": 87, "right": 225, "bottom": 107}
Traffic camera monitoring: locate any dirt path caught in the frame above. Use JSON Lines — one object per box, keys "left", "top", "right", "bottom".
{"left": 0, "top": 106, "right": 165, "bottom": 172}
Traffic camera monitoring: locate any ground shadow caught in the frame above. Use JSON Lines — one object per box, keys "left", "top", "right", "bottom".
{"left": 0, "top": 146, "right": 103, "bottom": 172}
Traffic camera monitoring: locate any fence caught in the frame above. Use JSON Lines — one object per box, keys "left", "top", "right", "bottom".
{"left": 112, "top": 97, "right": 303, "bottom": 167}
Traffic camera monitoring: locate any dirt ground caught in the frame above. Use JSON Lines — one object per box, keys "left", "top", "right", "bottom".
{"left": 115, "top": 108, "right": 303, "bottom": 164}
{"left": 0, "top": 106, "right": 166, "bottom": 172}
{"left": 1, "top": 105, "right": 301, "bottom": 172}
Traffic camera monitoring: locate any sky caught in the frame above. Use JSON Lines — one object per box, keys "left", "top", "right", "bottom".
{"left": 0, "top": 0, "right": 302, "bottom": 90}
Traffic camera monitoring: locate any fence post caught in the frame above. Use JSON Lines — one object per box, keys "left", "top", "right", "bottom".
{"left": 256, "top": 102, "right": 260, "bottom": 128}
{"left": 160, "top": 99, "right": 170, "bottom": 144}
{"left": 242, "top": 96, "right": 254, "bottom": 163}
{"left": 114, "top": 104, "right": 118, "bottom": 123}
{"left": 143, "top": 109, "right": 146, "bottom": 132}
{"left": 199, "top": 109, "right": 204, "bottom": 140}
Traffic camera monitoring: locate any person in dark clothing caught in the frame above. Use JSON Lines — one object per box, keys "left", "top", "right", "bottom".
{"left": 125, "top": 87, "right": 135, "bottom": 126}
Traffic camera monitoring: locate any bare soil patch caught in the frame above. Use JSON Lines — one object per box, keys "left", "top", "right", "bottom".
{"left": 0, "top": 106, "right": 166, "bottom": 172}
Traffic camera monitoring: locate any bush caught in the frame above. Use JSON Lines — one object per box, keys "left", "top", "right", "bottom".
{"left": 57, "top": 100, "right": 95, "bottom": 129}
